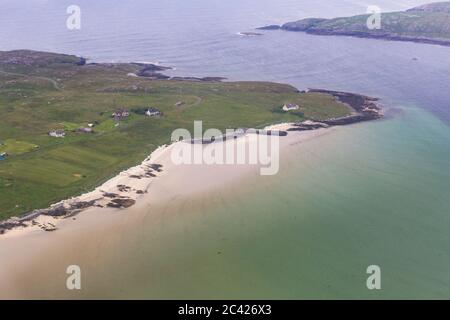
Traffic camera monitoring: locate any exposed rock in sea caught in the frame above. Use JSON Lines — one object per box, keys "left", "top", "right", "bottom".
{"left": 257, "top": 25, "right": 281, "bottom": 30}
{"left": 238, "top": 32, "right": 263, "bottom": 36}
{"left": 136, "top": 64, "right": 172, "bottom": 79}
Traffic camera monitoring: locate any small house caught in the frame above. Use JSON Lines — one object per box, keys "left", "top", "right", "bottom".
{"left": 282, "top": 103, "right": 300, "bottom": 112}
{"left": 49, "top": 130, "right": 66, "bottom": 138}
{"left": 145, "top": 107, "right": 162, "bottom": 117}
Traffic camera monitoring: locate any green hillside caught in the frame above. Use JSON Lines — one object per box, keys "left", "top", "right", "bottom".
{"left": 279, "top": 1, "right": 450, "bottom": 45}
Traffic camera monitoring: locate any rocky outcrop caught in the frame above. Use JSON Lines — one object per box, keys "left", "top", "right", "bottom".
{"left": 292, "top": 89, "right": 383, "bottom": 128}
{"left": 136, "top": 64, "right": 172, "bottom": 79}
{"left": 190, "top": 128, "right": 288, "bottom": 144}
{"left": 256, "top": 25, "right": 281, "bottom": 30}
{"left": 135, "top": 64, "right": 226, "bottom": 82}
{"left": 106, "top": 198, "right": 136, "bottom": 209}
{"left": 287, "top": 120, "right": 329, "bottom": 131}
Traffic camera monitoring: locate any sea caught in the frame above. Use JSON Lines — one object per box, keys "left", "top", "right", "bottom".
{"left": 1, "top": 0, "right": 449, "bottom": 299}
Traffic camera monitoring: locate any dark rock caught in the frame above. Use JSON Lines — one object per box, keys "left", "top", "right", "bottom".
{"left": 42, "top": 205, "right": 67, "bottom": 217}
{"left": 117, "top": 185, "right": 131, "bottom": 192}
{"left": 70, "top": 200, "right": 95, "bottom": 210}
{"left": 239, "top": 32, "right": 263, "bottom": 36}
{"left": 257, "top": 25, "right": 281, "bottom": 30}
{"left": 149, "top": 164, "right": 163, "bottom": 172}
{"left": 107, "top": 202, "right": 122, "bottom": 208}
{"left": 136, "top": 64, "right": 172, "bottom": 79}
{"left": 136, "top": 64, "right": 171, "bottom": 72}
{"left": 104, "top": 192, "right": 119, "bottom": 198}
{"left": 108, "top": 198, "right": 136, "bottom": 208}
{"left": 307, "top": 89, "right": 383, "bottom": 125}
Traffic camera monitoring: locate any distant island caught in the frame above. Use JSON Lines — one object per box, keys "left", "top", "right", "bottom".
{"left": 0, "top": 50, "right": 382, "bottom": 233}
{"left": 258, "top": 1, "right": 450, "bottom": 46}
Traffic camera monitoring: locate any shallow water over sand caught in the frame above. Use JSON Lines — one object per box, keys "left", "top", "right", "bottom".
{"left": 2, "top": 108, "right": 450, "bottom": 299}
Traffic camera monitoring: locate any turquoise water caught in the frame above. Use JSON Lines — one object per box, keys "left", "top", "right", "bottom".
{"left": 62, "top": 107, "right": 448, "bottom": 299}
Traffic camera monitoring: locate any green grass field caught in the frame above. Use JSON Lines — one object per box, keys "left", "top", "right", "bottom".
{"left": 0, "top": 50, "right": 351, "bottom": 219}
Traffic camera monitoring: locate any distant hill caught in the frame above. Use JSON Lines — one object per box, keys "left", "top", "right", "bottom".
{"left": 260, "top": 2, "right": 450, "bottom": 46}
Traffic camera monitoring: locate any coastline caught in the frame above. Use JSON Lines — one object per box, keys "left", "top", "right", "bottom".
{"left": 264, "top": 27, "right": 450, "bottom": 47}
{"left": 0, "top": 127, "right": 300, "bottom": 238}
{"left": 0, "top": 142, "right": 174, "bottom": 239}
{"left": 0, "top": 90, "right": 383, "bottom": 238}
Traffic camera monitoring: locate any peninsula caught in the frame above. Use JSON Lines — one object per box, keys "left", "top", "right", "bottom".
{"left": 0, "top": 50, "right": 382, "bottom": 234}
{"left": 258, "top": 2, "right": 450, "bottom": 46}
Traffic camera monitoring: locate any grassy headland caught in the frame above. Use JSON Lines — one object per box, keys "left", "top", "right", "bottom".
{"left": 259, "top": 2, "right": 450, "bottom": 46}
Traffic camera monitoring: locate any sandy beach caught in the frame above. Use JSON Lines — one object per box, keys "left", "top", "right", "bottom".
{"left": 0, "top": 125, "right": 336, "bottom": 299}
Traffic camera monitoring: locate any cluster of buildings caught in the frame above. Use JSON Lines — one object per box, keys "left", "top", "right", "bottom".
{"left": 48, "top": 106, "right": 162, "bottom": 138}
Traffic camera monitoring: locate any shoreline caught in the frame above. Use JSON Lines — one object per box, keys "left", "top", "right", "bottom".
{"left": 0, "top": 89, "right": 383, "bottom": 238}
{"left": 257, "top": 26, "right": 450, "bottom": 47}
{"left": 0, "top": 126, "right": 324, "bottom": 240}
{"left": 0, "top": 143, "right": 172, "bottom": 238}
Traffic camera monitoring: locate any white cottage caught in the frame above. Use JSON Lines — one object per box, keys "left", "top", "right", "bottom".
{"left": 282, "top": 103, "right": 300, "bottom": 112}
{"left": 145, "top": 107, "right": 162, "bottom": 117}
